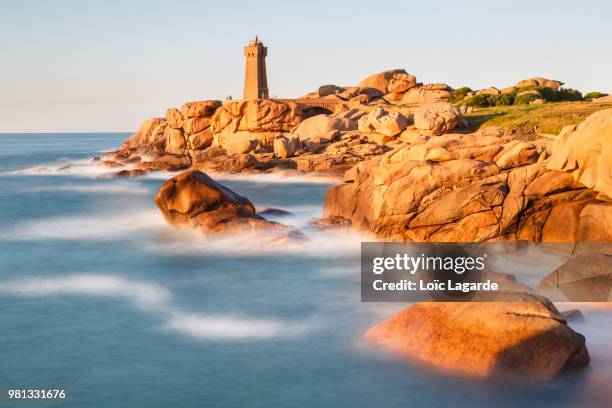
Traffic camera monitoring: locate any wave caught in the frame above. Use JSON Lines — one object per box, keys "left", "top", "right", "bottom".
{"left": 0, "top": 196, "right": 365, "bottom": 257}
{"left": 0, "top": 274, "right": 318, "bottom": 340}
{"left": 1, "top": 209, "right": 166, "bottom": 241}
{"left": 164, "top": 311, "right": 316, "bottom": 340}
{"left": 145, "top": 228, "right": 366, "bottom": 258}
{"left": 142, "top": 170, "right": 341, "bottom": 185}
{"left": 9, "top": 158, "right": 124, "bottom": 178}
{"left": 0, "top": 274, "right": 171, "bottom": 309}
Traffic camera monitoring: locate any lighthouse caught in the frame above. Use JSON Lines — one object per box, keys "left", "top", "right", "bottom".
{"left": 243, "top": 36, "right": 269, "bottom": 100}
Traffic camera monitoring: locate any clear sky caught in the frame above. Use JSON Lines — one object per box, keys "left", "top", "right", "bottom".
{"left": 1, "top": 0, "right": 611, "bottom": 132}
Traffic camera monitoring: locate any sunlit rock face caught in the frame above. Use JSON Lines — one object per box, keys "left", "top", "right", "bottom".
{"left": 365, "top": 292, "right": 590, "bottom": 380}
{"left": 323, "top": 111, "right": 612, "bottom": 242}
{"left": 547, "top": 108, "right": 612, "bottom": 200}
{"left": 155, "top": 170, "right": 302, "bottom": 239}
{"left": 413, "top": 102, "right": 464, "bottom": 136}
{"left": 211, "top": 99, "right": 304, "bottom": 149}
{"left": 357, "top": 69, "right": 417, "bottom": 94}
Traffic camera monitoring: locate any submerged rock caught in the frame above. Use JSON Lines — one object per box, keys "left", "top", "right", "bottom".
{"left": 111, "top": 169, "right": 148, "bottom": 178}
{"left": 98, "top": 160, "right": 123, "bottom": 168}
{"left": 136, "top": 154, "right": 191, "bottom": 172}
{"left": 257, "top": 208, "right": 293, "bottom": 216}
{"left": 365, "top": 293, "right": 589, "bottom": 380}
{"left": 308, "top": 216, "right": 351, "bottom": 231}
{"left": 538, "top": 253, "right": 612, "bottom": 301}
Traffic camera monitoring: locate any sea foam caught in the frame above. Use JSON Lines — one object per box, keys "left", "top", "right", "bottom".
{"left": 0, "top": 274, "right": 318, "bottom": 340}
{"left": 1, "top": 209, "right": 166, "bottom": 241}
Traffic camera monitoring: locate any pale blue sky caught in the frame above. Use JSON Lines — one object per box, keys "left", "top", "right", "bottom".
{"left": 1, "top": 0, "right": 611, "bottom": 132}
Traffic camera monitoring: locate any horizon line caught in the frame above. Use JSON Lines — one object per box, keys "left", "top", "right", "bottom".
{"left": 0, "top": 131, "right": 134, "bottom": 134}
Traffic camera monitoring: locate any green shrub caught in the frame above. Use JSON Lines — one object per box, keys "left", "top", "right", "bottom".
{"left": 511, "top": 87, "right": 582, "bottom": 103}
{"left": 449, "top": 87, "right": 472, "bottom": 103}
{"left": 535, "top": 87, "right": 556, "bottom": 101}
{"left": 463, "top": 94, "right": 497, "bottom": 107}
{"left": 514, "top": 92, "right": 540, "bottom": 105}
{"left": 513, "top": 85, "right": 537, "bottom": 94}
{"left": 555, "top": 88, "right": 583, "bottom": 102}
{"left": 584, "top": 91, "right": 608, "bottom": 99}
{"left": 495, "top": 93, "right": 515, "bottom": 106}
{"left": 458, "top": 85, "right": 583, "bottom": 107}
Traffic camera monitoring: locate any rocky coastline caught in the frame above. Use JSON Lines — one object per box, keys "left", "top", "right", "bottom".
{"left": 100, "top": 69, "right": 612, "bottom": 380}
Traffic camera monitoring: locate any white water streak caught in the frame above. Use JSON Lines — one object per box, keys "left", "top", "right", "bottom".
{"left": 0, "top": 274, "right": 317, "bottom": 340}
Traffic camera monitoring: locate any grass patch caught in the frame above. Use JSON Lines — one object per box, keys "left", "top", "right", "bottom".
{"left": 463, "top": 101, "right": 612, "bottom": 140}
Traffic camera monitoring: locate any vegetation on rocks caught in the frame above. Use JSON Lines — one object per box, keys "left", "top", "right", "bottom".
{"left": 585, "top": 91, "right": 608, "bottom": 99}
{"left": 460, "top": 86, "right": 583, "bottom": 108}
{"left": 448, "top": 86, "right": 472, "bottom": 103}
{"left": 463, "top": 100, "right": 612, "bottom": 138}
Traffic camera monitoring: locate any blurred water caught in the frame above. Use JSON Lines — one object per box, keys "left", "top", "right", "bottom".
{"left": 0, "top": 133, "right": 610, "bottom": 408}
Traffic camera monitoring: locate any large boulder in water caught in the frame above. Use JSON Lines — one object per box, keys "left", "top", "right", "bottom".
{"left": 365, "top": 292, "right": 590, "bottom": 380}
{"left": 155, "top": 170, "right": 300, "bottom": 237}
{"left": 547, "top": 108, "right": 612, "bottom": 199}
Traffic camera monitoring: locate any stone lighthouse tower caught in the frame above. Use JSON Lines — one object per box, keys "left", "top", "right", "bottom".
{"left": 243, "top": 36, "right": 269, "bottom": 100}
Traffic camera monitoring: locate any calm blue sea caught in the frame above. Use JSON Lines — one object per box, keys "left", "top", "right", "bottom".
{"left": 0, "top": 133, "right": 610, "bottom": 408}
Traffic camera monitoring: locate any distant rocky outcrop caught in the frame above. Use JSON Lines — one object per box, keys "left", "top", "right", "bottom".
{"left": 515, "top": 77, "right": 564, "bottom": 91}
{"left": 303, "top": 85, "right": 384, "bottom": 104}
{"left": 476, "top": 87, "right": 501, "bottom": 96}
{"left": 358, "top": 69, "right": 417, "bottom": 94}
{"left": 323, "top": 111, "right": 612, "bottom": 242}
{"left": 104, "top": 68, "right": 465, "bottom": 178}
{"left": 103, "top": 69, "right": 607, "bottom": 184}
{"left": 306, "top": 70, "right": 451, "bottom": 107}
{"left": 398, "top": 83, "right": 452, "bottom": 106}
{"left": 365, "top": 292, "right": 589, "bottom": 380}
{"left": 155, "top": 170, "right": 301, "bottom": 238}
{"left": 459, "top": 77, "right": 566, "bottom": 102}
{"left": 359, "top": 69, "right": 451, "bottom": 106}
{"left": 107, "top": 103, "right": 399, "bottom": 176}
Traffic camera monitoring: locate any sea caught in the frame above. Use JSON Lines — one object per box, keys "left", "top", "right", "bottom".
{"left": 0, "top": 133, "right": 610, "bottom": 407}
